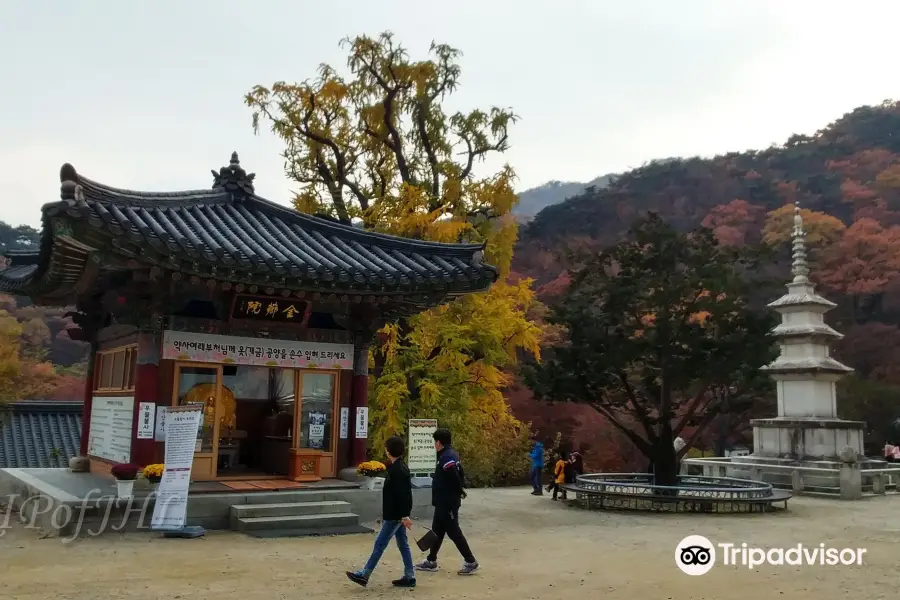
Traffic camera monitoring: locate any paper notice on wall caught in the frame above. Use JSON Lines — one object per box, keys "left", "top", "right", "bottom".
{"left": 309, "top": 411, "right": 325, "bottom": 449}
{"left": 339, "top": 407, "right": 349, "bottom": 439}
{"left": 355, "top": 407, "right": 369, "bottom": 439}
{"left": 151, "top": 406, "right": 203, "bottom": 531}
{"left": 137, "top": 402, "right": 156, "bottom": 440}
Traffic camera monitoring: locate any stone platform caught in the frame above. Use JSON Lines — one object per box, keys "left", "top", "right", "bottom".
{"left": 0, "top": 468, "right": 434, "bottom": 539}
{"left": 752, "top": 417, "right": 865, "bottom": 459}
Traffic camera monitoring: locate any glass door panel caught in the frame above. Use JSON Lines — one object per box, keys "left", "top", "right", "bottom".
{"left": 297, "top": 373, "right": 335, "bottom": 451}
{"left": 176, "top": 366, "right": 218, "bottom": 454}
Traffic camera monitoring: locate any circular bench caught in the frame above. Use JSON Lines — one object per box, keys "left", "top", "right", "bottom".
{"left": 562, "top": 473, "right": 791, "bottom": 513}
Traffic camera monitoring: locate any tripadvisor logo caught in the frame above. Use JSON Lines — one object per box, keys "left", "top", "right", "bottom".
{"left": 675, "top": 535, "right": 867, "bottom": 575}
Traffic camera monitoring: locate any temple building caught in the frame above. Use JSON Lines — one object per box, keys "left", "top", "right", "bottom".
{"left": 0, "top": 153, "right": 497, "bottom": 483}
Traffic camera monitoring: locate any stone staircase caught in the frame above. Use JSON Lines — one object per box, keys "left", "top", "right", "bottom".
{"left": 229, "top": 500, "right": 370, "bottom": 537}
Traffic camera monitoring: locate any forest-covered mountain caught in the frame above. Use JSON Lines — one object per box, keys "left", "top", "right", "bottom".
{"left": 513, "top": 100, "right": 900, "bottom": 453}
{"left": 513, "top": 174, "right": 614, "bottom": 221}
{"left": 517, "top": 101, "right": 900, "bottom": 285}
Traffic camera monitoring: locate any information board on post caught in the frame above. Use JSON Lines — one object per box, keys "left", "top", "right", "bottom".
{"left": 407, "top": 419, "right": 438, "bottom": 474}
{"left": 150, "top": 405, "right": 203, "bottom": 531}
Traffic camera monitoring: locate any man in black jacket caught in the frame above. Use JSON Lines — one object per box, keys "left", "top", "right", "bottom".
{"left": 415, "top": 428, "right": 479, "bottom": 575}
{"left": 346, "top": 436, "right": 416, "bottom": 588}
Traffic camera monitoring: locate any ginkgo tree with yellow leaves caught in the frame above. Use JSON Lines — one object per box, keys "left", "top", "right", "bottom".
{"left": 246, "top": 32, "right": 542, "bottom": 485}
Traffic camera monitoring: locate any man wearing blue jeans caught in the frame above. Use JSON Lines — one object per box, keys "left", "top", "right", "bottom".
{"left": 346, "top": 436, "right": 416, "bottom": 588}
{"left": 529, "top": 435, "right": 544, "bottom": 495}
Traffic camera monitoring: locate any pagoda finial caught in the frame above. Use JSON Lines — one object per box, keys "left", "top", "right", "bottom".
{"left": 211, "top": 151, "right": 256, "bottom": 196}
{"left": 791, "top": 201, "right": 810, "bottom": 283}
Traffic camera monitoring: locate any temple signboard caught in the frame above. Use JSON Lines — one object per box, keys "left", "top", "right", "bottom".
{"left": 161, "top": 330, "right": 353, "bottom": 370}
{"left": 231, "top": 294, "right": 310, "bottom": 324}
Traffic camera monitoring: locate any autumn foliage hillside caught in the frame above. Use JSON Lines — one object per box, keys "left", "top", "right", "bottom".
{"left": 512, "top": 100, "right": 900, "bottom": 460}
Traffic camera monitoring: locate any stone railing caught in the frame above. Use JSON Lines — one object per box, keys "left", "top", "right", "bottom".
{"left": 680, "top": 455, "right": 900, "bottom": 500}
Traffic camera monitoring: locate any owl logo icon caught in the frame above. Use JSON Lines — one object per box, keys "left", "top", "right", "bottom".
{"left": 675, "top": 535, "right": 716, "bottom": 575}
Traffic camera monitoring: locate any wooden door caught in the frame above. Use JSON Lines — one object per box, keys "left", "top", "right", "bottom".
{"left": 290, "top": 370, "right": 339, "bottom": 480}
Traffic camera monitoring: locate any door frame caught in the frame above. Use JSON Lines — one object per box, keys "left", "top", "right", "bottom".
{"left": 171, "top": 361, "right": 223, "bottom": 480}
{"left": 291, "top": 369, "right": 341, "bottom": 480}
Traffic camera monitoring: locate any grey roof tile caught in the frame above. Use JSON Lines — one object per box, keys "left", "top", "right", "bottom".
{"left": 0, "top": 402, "right": 83, "bottom": 469}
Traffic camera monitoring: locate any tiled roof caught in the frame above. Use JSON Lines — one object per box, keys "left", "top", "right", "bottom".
{"left": 0, "top": 154, "right": 498, "bottom": 300}
{"left": 0, "top": 402, "right": 83, "bottom": 469}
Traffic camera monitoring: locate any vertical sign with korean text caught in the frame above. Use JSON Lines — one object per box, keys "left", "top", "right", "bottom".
{"left": 339, "top": 407, "right": 349, "bottom": 439}
{"left": 407, "top": 419, "right": 438, "bottom": 473}
{"left": 137, "top": 403, "right": 156, "bottom": 440}
{"left": 355, "top": 407, "right": 369, "bottom": 439}
{"left": 154, "top": 406, "right": 168, "bottom": 442}
{"left": 150, "top": 405, "right": 203, "bottom": 531}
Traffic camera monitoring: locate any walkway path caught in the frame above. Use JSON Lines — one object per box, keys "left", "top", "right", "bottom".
{"left": 2, "top": 487, "right": 895, "bottom": 599}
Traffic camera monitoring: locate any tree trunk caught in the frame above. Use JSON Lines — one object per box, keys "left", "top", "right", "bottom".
{"left": 650, "top": 423, "right": 678, "bottom": 490}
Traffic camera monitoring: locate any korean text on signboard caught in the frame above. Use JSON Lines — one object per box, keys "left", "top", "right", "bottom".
{"left": 407, "top": 419, "right": 438, "bottom": 473}
{"left": 161, "top": 330, "right": 354, "bottom": 370}
{"left": 232, "top": 295, "right": 309, "bottom": 324}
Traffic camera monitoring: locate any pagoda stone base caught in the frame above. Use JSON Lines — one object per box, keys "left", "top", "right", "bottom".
{"left": 722, "top": 418, "right": 872, "bottom": 499}
{"left": 751, "top": 417, "right": 865, "bottom": 460}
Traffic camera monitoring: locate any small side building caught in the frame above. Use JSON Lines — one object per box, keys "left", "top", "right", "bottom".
{"left": 0, "top": 153, "right": 498, "bottom": 484}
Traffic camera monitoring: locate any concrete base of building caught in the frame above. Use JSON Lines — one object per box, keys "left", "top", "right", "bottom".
{"left": 0, "top": 468, "right": 434, "bottom": 539}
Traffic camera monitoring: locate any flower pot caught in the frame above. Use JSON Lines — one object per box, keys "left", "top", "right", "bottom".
{"left": 361, "top": 476, "right": 376, "bottom": 490}
{"left": 147, "top": 476, "right": 162, "bottom": 485}
{"left": 116, "top": 479, "right": 135, "bottom": 499}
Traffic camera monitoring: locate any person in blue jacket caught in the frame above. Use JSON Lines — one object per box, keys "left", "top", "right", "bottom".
{"left": 529, "top": 434, "right": 544, "bottom": 496}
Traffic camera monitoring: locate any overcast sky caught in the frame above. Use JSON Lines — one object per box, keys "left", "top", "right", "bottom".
{"left": 2, "top": 0, "right": 898, "bottom": 228}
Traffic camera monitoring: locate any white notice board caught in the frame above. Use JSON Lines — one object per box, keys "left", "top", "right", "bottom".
{"left": 87, "top": 396, "right": 134, "bottom": 463}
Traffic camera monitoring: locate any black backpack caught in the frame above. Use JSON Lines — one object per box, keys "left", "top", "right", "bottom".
{"left": 563, "top": 461, "right": 576, "bottom": 483}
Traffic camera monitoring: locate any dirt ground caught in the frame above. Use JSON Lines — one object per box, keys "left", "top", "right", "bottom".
{"left": 2, "top": 487, "right": 897, "bottom": 600}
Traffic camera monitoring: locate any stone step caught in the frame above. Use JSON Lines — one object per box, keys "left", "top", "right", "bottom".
{"left": 233, "top": 512, "right": 360, "bottom": 532}
{"left": 230, "top": 500, "right": 352, "bottom": 519}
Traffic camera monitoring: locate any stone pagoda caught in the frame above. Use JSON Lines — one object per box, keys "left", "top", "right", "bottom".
{"left": 728, "top": 202, "right": 878, "bottom": 495}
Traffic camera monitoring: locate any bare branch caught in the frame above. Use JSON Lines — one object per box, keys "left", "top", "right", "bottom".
{"left": 588, "top": 402, "right": 653, "bottom": 455}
